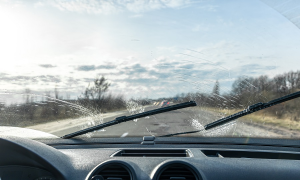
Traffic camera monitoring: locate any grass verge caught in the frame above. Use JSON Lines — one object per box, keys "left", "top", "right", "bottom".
{"left": 203, "top": 107, "right": 300, "bottom": 131}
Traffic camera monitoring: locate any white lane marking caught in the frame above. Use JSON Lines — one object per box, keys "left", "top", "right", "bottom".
{"left": 121, "top": 132, "right": 129, "bottom": 137}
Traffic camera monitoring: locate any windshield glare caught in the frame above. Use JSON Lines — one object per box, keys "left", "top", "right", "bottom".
{"left": 1, "top": 0, "right": 300, "bottom": 139}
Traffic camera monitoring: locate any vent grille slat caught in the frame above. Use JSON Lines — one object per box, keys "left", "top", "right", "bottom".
{"left": 96, "top": 164, "right": 131, "bottom": 180}
{"left": 158, "top": 164, "right": 197, "bottom": 180}
{"left": 113, "top": 149, "right": 191, "bottom": 157}
{"left": 202, "top": 150, "right": 300, "bottom": 160}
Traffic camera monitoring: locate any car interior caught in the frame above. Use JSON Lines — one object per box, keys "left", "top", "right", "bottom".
{"left": 1, "top": 135, "right": 300, "bottom": 180}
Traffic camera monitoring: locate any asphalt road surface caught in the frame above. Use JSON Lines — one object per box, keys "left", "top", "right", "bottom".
{"left": 32, "top": 105, "right": 300, "bottom": 138}
{"left": 50, "top": 106, "right": 201, "bottom": 137}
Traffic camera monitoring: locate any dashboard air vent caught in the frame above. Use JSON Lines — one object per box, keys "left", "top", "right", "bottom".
{"left": 202, "top": 150, "right": 300, "bottom": 160}
{"left": 157, "top": 163, "right": 198, "bottom": 180}
{"left": 112, "top": 149, "right": 192, "bottom": 157}
{"left": 95, "top": 163, "right": 131, "bottom": 180}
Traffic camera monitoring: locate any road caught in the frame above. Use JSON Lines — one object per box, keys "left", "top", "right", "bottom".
{"left": 28, "top": 105, "right": 300, "bottom": 138}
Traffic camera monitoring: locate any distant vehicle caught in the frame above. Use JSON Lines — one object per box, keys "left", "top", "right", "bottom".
{"left": 160, "top": 100, "right": 170, "bottom": 107}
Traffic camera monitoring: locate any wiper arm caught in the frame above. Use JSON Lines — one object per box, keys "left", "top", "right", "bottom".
{"left": 205, "top": 91, "right": 300, "bottom": 130}
{"left": 61, "top": 101, "right": 197, "bottom": 139}
{"left": 160, "top": 91, "right": 300, "bottom": 137}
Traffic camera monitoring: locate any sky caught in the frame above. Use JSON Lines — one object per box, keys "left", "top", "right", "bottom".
{"left": 1, "top": 0, "right": 300, "bottom": 100}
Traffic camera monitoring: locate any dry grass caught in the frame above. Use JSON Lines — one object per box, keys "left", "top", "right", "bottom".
{"left": 203, "top": 107, "right": 300, "bottom": 131}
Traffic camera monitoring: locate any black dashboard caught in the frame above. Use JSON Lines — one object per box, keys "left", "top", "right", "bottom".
{"left": 1, "top": 136, "right": 300, "bottom": 180}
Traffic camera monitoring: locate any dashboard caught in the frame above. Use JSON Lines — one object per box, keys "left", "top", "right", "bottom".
{"left": 1, "top": 136, "right": 300, "bottom": 180}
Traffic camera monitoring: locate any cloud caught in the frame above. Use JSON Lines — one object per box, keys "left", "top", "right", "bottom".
{"left": 97, "top": 64, "right": 116, "bottom": 69}
{"left": 153, "top": 58, "right": 182, "bottom": 69}
{"left": 39, "top": 0, "right": 192, "bottom": 14}
{"left": 0, "top": 73, "right": 8, "bottom": 76}
{"left": 148, "top": 70, "right": 171, "bottom": 79}
{"left": 122, "top": 64, "right": 147, "bottom": 74}
{"left": 236, "top": 64, "right": 277, "bottom": 75}
{"left": 114, "top": 77, "right": 157, "bottom": 85}
{"left": 178, "top": 64, "right": 194, "bottom": 69}
{"left": 36, "top": 75, "right": 62, "bottom": 83}
{"left": 192, "top": 24, "right": 209, "bottom": 32}
{"left": 129, "top": 14, "right": 143, "bottom": 18}
{"left": 76, "top": 65, "right": 96, "bottom": 71}
{"left": 0, "top": 55, "right": 279, "bottom": 99}
{"left": 66, "top": 77, "right": 82, "bottom": 84}
{"left": 83, "top": 78, "right": 94, "bottom": 82}
{"left": 39, "top": 64, "right": 57, "bottom": 68}
{"left": 0, "top": 75, "right": 62, "bottom": 84}
{"left": 197, "top": 4, "right": 218, "bottom": 12}
{"left": 89, "top": 60, "right": 228, "bottom": 88}
{"left": 75, "top": 64, "right": 116, "bottom": 71}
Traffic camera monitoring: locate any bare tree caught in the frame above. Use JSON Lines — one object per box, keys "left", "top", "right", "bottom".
{"left": 24, "top": 88, "right": 31, "bottom": 104}
{"left": 54, "top": 86, "right": 59, "bottom": 99}
{"left": 212, "top": 80, "right": 220, "bottom": 96}
{"left": 82, "top": 75, "right": 111, "bottom": 109}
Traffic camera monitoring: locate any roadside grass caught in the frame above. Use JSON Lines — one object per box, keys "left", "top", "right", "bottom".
{"left": 202, "top": 107, "right": 300, "bottom": 131}
{"left": 0, "top": 105, "right": 126, "bottom": 128}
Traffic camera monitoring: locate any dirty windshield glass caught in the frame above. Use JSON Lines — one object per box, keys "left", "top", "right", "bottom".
{"left": 1, "top": 0, "right": 300, "bottom": 139}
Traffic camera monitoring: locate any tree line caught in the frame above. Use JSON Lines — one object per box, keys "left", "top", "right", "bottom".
{"left": 178, "top": 70, "right": 300, "bottom": 121}
{"left": 0, "top": 76, "right": 129, "bottom": 127}
{"left": 2, "top": 70, "right": 300, "bottom": 127}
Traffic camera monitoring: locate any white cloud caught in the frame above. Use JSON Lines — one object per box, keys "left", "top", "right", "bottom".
{"left": 39, "top": 0, "right": 192, "bottom": 14}
{"left": 197, "top": 4, "right": 218, "bottom": 12}
{"left": 192, "top": 24, "right": 209, "bottom": 32}
{"left": 129, "top": 14, "right": 143, "bottom": 18}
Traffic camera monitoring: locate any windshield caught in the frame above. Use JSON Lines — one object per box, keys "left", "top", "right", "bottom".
{"left": 1, "top": 0, "right": 300, "bottom": 139}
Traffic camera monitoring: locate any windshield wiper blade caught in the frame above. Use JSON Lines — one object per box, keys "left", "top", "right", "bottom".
{"left": 205, "top": 91, "right": 300, "bottom": 130}
{"left": 160, "top": 129, "right": 205, "bottom": 137}
{"left": 61, "top": 101, "right": 197, "bottom": 139}
{"left": 160, "top": 91, "right": 300, "bottom": 137}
